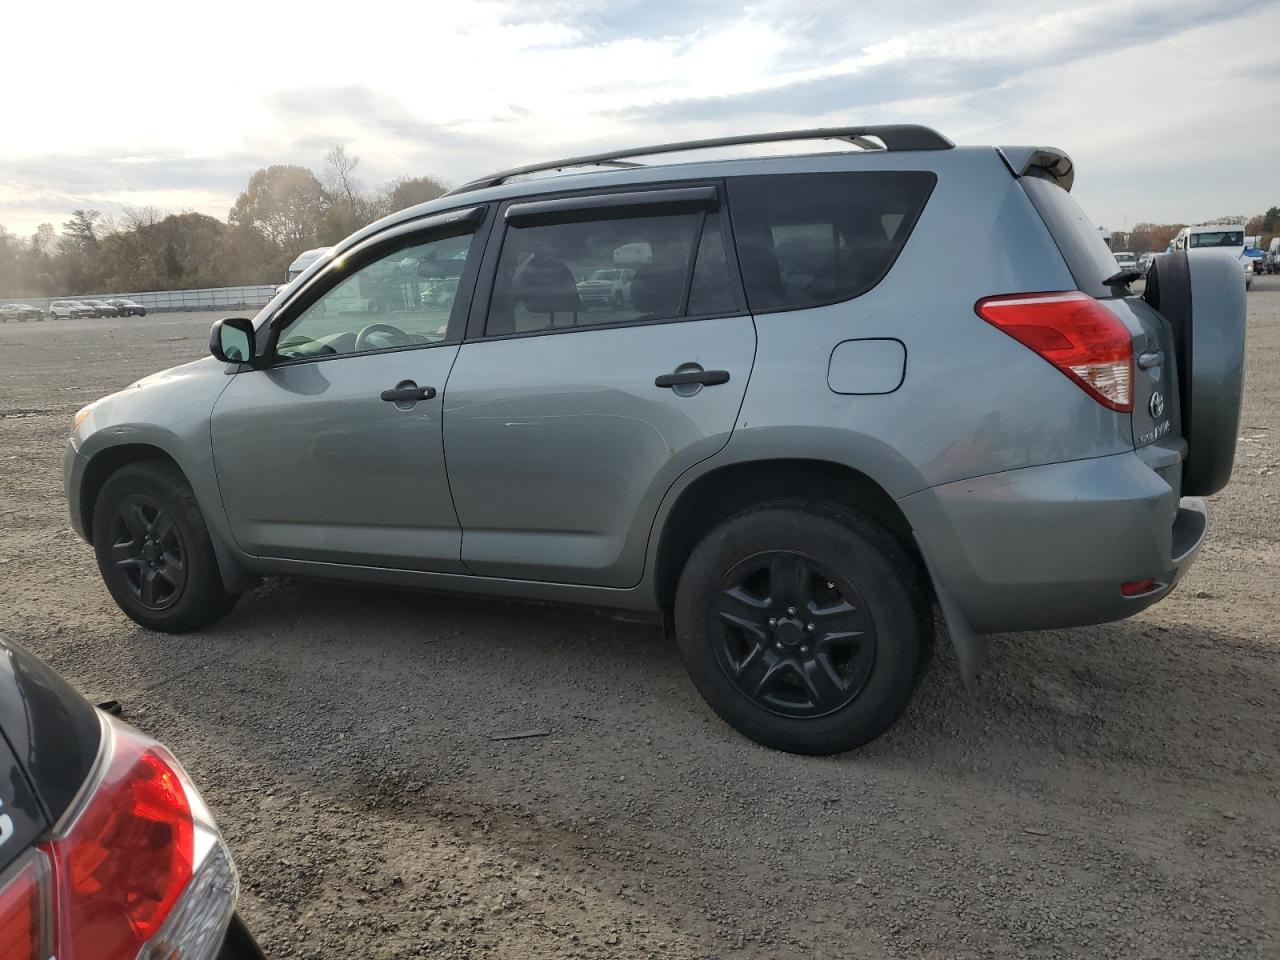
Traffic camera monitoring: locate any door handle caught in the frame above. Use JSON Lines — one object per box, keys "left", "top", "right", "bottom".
{"left": 380, "top": 384, "right": 437, "bottom": 402}
{"left": 655, "top": 369, "right": 730, "bottom": 388}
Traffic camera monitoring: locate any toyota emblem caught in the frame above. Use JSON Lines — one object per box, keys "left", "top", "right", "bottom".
{"left": 1149, "top": 391, "right": 1165, "bottom": 419}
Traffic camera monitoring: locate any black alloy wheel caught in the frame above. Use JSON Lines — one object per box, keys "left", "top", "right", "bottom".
{"left": 710, "top": 550, "right": 876, "bottom": 718}
{"left": 674, "top": 502, "right": 929, "bottom": 754}
{"left": 107, "top": 495, "right": 188, "bottom": 610}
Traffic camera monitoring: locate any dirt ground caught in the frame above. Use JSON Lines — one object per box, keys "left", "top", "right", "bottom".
{"left": 1, "top": 284, "right": 1277, "bottom": 960}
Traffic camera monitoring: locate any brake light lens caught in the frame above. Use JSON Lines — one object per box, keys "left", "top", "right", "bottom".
{"left": 975, "top": 291, "right": 1134, "bottom": 411}
{"left": 26, "top": 714, "right": 239, "bottom": 960}
{"left": 47, "top": 744, "right": 195, "bottom": 957}
{"left": 0, "top": 853, "right": 51, "bottom": 960}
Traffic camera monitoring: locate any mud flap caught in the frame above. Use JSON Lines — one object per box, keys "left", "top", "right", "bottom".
{"left": 915, "top": 534, "right": 986, "bottom": 685}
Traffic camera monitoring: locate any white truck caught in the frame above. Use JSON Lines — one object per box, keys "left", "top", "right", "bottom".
{"left": 1172, "top": 224, "right": 1251, "bottom": 289}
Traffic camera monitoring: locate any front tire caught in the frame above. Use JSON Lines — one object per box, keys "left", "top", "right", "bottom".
{"left": 92, "top": 461, "right": 237, "bottom": 632}
{"left": 674, "top": 502, "right": 929, "bottom": 755}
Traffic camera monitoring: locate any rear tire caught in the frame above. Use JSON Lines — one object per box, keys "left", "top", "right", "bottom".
{"left": 92, "top": 461, "right": 237, "bottom": 633}
{"left": 674, "top": 502, "right": 928, "bottom": 755}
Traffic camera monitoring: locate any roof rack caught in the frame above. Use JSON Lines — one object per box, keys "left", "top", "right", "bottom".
{"left": 446, "top": 124, "right": 953, "bottom": 195}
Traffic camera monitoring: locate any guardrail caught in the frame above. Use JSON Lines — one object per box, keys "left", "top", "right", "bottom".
{"left": 1, "top": 284, "right": 279, "bottom": 315}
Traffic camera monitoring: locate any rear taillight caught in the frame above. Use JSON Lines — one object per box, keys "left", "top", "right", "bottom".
{"left": 975, "top": 290, "right": 1134, "bottom": 412}
{"left": 35, "top": 715, "right": 238, "bottom": 960}
{"left": 0, "top": 853, "right": 53, "bottom": 960}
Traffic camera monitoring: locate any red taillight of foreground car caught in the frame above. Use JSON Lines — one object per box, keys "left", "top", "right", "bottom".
{"left": 44, "top": 740, "right": 195, "bottom": 958}
{"left": 975, "top": 291, "right": 1134, "bottom": 412}
{"left": 6, "top": 715, "right": 240, "bottom": 960}
{"left": 0, "top": 854, "right": 52, "bottom": 960}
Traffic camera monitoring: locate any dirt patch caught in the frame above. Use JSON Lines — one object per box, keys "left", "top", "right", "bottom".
{"left": 1, "top": 296, "right": 1277, "bottom": 959}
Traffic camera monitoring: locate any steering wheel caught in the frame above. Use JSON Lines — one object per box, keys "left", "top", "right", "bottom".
{"left": 354, "top": 322, "right": 413, "bottom": 352}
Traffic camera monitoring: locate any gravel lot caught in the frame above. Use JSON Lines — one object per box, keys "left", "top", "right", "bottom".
{"left": 1, "top": 285, "right": 1277, "bottom": 959}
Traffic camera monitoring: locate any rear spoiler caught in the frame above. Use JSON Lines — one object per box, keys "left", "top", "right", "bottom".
{"left": 998, "top": 146, "right": 1075, "bottom": 192}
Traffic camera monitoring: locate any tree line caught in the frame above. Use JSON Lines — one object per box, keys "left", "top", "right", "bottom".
{"left": 0, "top": 145, "right": 447, "bottom": 298}
{"left": 2, "top": 154, "right": 1277, "bottom": 298}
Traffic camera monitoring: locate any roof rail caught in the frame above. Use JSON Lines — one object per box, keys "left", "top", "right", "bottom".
{"left": 445, "top": 124, "right": 954, "bottom": 195}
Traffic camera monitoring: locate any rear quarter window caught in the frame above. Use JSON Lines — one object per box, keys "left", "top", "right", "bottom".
{"left": 726, "top": 170, "right": 936, "bottom": 313}
{"left": 1020, "top": 175, "right": 1119, "bottom": 299}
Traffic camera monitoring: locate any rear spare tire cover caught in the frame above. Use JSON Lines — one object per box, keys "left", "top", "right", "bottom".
{"left": 1144, "top": 250, "right": 1246, "bottom": 496}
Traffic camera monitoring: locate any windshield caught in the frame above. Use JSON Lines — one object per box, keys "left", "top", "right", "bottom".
{"left": 588, "top": 270, "right": 620, "bottom": 280}
{"left": 1189, "top": 230, "right": 1243, "bottom": 248}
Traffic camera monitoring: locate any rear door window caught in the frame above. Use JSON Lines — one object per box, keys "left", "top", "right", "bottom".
{"left": 485, "top": 199, "right": 739, "bottom": 337}
{"left": 726, "top": 171, "right": 936, "bottom": 313}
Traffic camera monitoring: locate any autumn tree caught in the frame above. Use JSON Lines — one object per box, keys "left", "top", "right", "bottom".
{"left": 316, "top": 144, "right": 376, "bottom": 244}
{"left": 382, "top": 175, "right": 448, "bottom": 214}
{"left": 227, "top": 165, "right": 325, "bottom": 250}
{"left": 1127, "top": 222, "right": 1185, "bottom": 253}
{"left": 61, "top": 209, "right": 102, "bottom": 250}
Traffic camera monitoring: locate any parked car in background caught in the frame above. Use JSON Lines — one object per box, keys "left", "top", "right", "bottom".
{"left": 1137, "top": 252, "right": 1157, "bottom": 276}
{"left": 47, "top": 300, "right": 96, "bottom": 319}
{"left": 421, "top": 275, "right": 460, "bottom": 308}
{"left": 1266, "top": 237, "right": 1280, "bottom": 275}
{"left": 107, "top": 297, "right": 148, "bottom": 316}
{"left": 576, "top": 266, "right": 636, "bottom": 308}
{"left": 0, "top": 635, "right": 264, "bottom": 959}
{"left": 1113, "top": 250, "right": 1140, "bottom": 276}
{"left": 1172, "top": 224, "right": 1250, "bottom": 289}
{"left": 67, "top": 125, "right": 1246, "bottom": 755}
{"left": 1242, "top": 243, "right": 1267, "bottom": 276}
{"left": 81, "top": 299, "right": 120, "bottom": 317}
{"left": 0, "top": 302, "right": 43, "bottom": 320}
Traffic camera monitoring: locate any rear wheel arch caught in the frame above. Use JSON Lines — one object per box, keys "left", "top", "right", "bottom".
{"left": 653, "top": 458, "right": 931, "bottom": 617}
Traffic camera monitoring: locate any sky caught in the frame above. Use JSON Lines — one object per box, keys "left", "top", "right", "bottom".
{"left": 2, "top": 0, "right": 1278, "bottom": 239}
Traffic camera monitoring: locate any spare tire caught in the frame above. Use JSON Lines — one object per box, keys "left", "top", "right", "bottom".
{"left": 1143, "top": 250, "right": 1246, "bottom": 496}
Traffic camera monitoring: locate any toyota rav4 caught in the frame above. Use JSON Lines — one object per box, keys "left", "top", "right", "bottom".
{"left": 65, "top": 125, "right": 1246, "bottom": 754}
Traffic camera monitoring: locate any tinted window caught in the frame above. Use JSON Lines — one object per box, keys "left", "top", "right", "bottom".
{"left": 276, "top": 232, "right": 474, "bottom": 361}
{"left": 1189, "top": 230, "right": 1244, "bottom": 249}
{"left": 727, "top": 171, "right": 936, "bottom": 313}
{"left": 687, "top": 213, "right": 737, "bottom": 316}
{"left": 1020, "top": 175, "right": 1119, "bottom": 298}
{"left": 486, "top": 208, "right": 737, "bottom": 336}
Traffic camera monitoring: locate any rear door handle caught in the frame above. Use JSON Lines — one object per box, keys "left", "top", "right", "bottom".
{"left": 380, "top": 383, "right": 437, "bottom": 402}
{"left": 655, "top": 369, "right": 730, "bottom": 388}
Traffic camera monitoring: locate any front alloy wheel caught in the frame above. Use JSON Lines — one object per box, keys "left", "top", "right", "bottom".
{"left": 107, "top": 495, "right": 188, "bottom": 609}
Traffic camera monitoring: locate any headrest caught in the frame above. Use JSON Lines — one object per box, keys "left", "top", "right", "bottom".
{"left": 511, "top": 255, "right": 580, "bottom": 314}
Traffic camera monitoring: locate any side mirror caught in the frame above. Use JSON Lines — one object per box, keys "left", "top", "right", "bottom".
{"left": 210, "top": 317, "right": 256, "bottom": 365}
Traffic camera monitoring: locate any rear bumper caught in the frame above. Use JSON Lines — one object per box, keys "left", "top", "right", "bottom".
{"left": 901, "top": 450, "right": 1207, "bottom": 633}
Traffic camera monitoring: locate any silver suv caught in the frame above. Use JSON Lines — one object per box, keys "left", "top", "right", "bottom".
{"left": 64, "top": 126, "right": 1246, "bottom": 754}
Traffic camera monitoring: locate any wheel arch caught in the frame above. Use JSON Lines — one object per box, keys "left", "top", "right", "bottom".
{"left": 652, "top": 458, "right": 931, "bottom": 618}
{"left": 79, "top": 443, "right": 184, "bottom": 542}
{"left": 77, "top": 440, "right": 257, "bottom": 595}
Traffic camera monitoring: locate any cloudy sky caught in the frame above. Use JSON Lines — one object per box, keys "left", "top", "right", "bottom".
{"left": 3, "top": 0, "right": 1277, "bottom": 238}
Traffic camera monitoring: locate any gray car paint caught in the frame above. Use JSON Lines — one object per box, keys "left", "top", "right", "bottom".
{"left": 209, "top": 344, "right": 466, "bottom": 572}
{"left": 66, "top": 141, "right": 1222, "bottom": 636}
{"left": 443, "top": 316, "right": 755, "bottom": 586}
